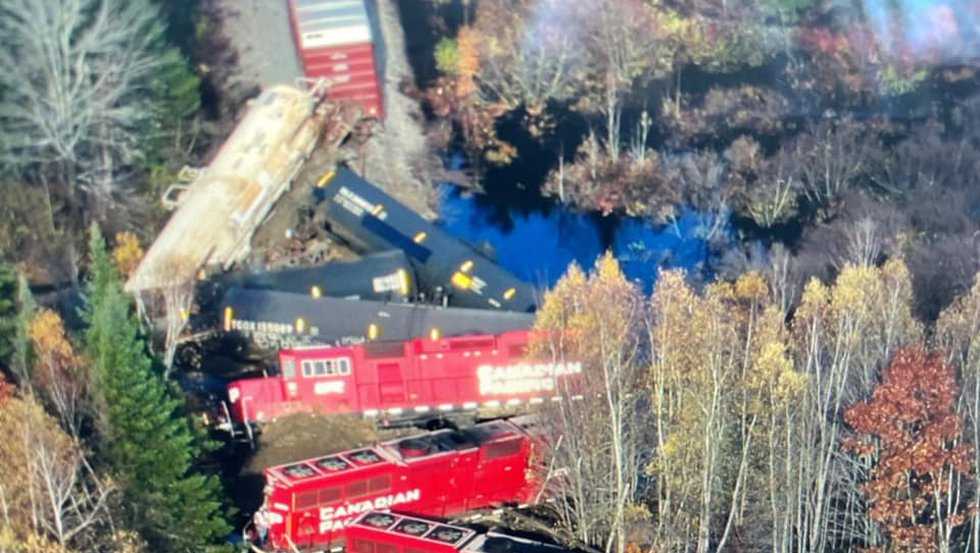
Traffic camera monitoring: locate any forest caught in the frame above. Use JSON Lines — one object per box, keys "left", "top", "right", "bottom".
{"left": 0, "top": 0, "right": 979, "bottom": 552}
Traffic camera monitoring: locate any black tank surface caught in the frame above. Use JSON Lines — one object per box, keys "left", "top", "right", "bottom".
{"left": 216, "top": 287, "right": 535, "bottom": 353}
{"left": 215, "top": 250, "right": 415, "bottom": 302}
{"left": 313, "top": 168, "right": 538, "bottom": 312}
{"left": 469, "top": 532, "right": 570, "bottom": 553}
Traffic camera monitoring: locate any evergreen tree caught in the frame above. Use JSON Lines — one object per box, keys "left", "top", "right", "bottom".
{"left": 0, "top": 262, "right": 17, "bottom": 366}
{"left": 83, "top": 224, "right": 230, "bottom": 551}
{"left": 9, "top": 272, "right": 36, "bottom": 385}
{"left": 142, "top": 0, "right": 202, "bottom": 171}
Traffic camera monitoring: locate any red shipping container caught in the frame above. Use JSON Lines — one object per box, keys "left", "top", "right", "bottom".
{"left": 287, "top": 0, "right": 385, "bottom": 119}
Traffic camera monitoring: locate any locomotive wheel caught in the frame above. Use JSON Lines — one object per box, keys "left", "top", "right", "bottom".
{"left": 175, "top": 342, "right": 204, "bottom": 371}
{"left": 424, "top": 417, "right": 457, "bottom": 431}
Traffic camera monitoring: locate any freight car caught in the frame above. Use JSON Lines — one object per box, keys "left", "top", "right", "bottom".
{"left": 126, "top": 84, "right": 337, "bottom": 292}
{"left": 346, "top": 511, "right": 567, "bottom": 553}
{"left": 224, "top": 330, "right": 582, "bottom": 428}
{"left": 287, "top": 0, "right": 384, "bottom": 118}
{"left": 214, "top": 288, "right": 535, "bottom": 355}
{"left": 257, "top": 417, "right": 545, "bottom": 551}
{"left": 313, "top": 169, "right": 538, "bottom": 313}
{"left": 215, "top": 250, "right": 415, "bottom": 302}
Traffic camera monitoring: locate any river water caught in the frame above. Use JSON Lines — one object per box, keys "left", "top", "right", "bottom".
{"left": 437, "top": 185, "right": 723, "bottom": 294}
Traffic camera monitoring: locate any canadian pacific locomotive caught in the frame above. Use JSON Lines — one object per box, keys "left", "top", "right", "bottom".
{"left": 223, "top": 330, "right": 581, "bottom": 429}
{"left": 258, "top": 417, "right": 546, "bottom": 551}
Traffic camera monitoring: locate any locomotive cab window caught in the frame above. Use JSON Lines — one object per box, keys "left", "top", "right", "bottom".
{"left": 367, "top": 475, "right": 391, "bottom": 493}
{"left": 318, "top": 486, "right": 342, "bottom": 505}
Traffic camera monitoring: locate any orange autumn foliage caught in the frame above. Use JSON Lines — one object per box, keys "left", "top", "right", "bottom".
{"left": 844, "top": 347, "right": 974, "bottom": 552}
{"left": 28, "top": 309, "right": 88, "bottom": 433}
{"left": 455, "top": 26, "right": 481, "bottom": 99}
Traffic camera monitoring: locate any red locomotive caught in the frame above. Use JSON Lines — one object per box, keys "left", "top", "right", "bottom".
{"left": 259, "top": 417, "right": 545, "bottom": 551}
{"left": 346, "top": 511, "right": 566, "bottom": 553}
{"left": 224, "top": 331, "right": 582, "bottom": 429}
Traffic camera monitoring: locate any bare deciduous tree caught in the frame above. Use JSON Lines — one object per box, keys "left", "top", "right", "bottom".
{"left": 133, "top": 258, "right": 196, "bottom": 376}
{"left": 0, "top": 0, "right": 164, "bottom": 221}
{"left": 937, "top": 277, "right": 980, "bottom": 553}
{"left": 581, "top": 0, "right": 664, "bottom": 159}
{"left": 474, "top": 0, "right": 586, "bottom": 112}
{"left": 794, "top": 120, "right": 872, "bottom": 213}
{"left": 0, "top": 393, "right": 113, "bottom": 550}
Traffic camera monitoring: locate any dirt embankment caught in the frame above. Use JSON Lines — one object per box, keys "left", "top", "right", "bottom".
{"left": 356, "top": 0, "right": 441, "bottom": 219}
{"left": 246, "top": 414, "right": 381, "bottom": 473}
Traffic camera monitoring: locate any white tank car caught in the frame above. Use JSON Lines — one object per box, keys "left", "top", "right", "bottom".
{"left": 126, "top": 84, "right": 335, "bottom": 293}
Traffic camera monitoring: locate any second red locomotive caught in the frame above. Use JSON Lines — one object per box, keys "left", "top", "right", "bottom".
{"left": 258, "top": 417, "right": 546, "bottom": 550}
{"left": 224, "top": 330, "right": 582, "bottom": 429}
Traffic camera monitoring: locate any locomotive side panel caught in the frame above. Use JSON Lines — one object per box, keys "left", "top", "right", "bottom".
{"left": 225, "top": 330, "right": 585, "bottom": 427}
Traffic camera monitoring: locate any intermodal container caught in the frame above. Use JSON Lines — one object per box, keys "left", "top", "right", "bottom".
{"left": 288, "top": 0, "right": 384, "bottom": 118}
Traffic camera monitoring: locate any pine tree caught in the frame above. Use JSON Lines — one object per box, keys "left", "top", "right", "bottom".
{"left": 9, "top": 273, "right": 35, "bottom": 384}
{"left": 0, "top": 262, "right": 18, "bottom": 366}
{"left": 83, "top": 224, "right": 230, "bottom": 551}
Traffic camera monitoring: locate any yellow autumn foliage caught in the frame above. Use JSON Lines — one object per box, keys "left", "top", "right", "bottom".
{"left": 112, "top": 231, "right": 143, "bottom": 278}
{"left": 734, "top": 270, "right": 768, "bottom": 304}
{"left": 534, "top": 252, "right": 642, "bottom": 366}
{"left": 29, "top": 309, "right": 75, "bottom": 362}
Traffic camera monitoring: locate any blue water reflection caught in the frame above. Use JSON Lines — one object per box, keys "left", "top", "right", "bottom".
{"left": 437, "top": 186, "right": 724, "bottom": 294}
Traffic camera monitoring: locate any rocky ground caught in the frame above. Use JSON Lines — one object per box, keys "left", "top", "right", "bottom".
{"left": 216, "top": 0, "right": 304, "bottom": 88}
{"left": 357, "top": 0, "right": 441, "bottom": 219}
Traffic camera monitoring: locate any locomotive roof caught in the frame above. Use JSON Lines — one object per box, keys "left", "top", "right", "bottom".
{"left": 282, "top": 329, "right": 528, "bottom": 357}
{"left": 352, "top": 511, "right": 569, "bottom": 553}
{"left": 352, "top": 511, "right": 476, "bottom": 548}
{"left": 267, "top": 419, "right": 525, "bottom": 486}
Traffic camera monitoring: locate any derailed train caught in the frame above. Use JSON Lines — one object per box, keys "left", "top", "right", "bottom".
{"left": 215, "top": 250, "right": 416, "bottom": 302}
{"left": 212, "top": 288, "right": 534, "bottom": 354}
{"left": 195, "top": 167, "right": 540, "bottom": 356}
{"left": 257, "top": 416, "right": 547, "bottom": 551}
{"left": 313, "top": 169, "right": 538, "bottom": 313}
